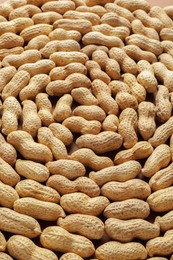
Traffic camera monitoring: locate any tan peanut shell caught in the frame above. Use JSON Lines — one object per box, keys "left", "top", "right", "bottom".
{"left": 73, "top": 105, "right": 106, "bottom": 122}
{"left": 0, "top": 133, "right": 17, "bottom": 166}
{"left": 32, "top": 11, "right": 62, "bottom": 24}
{"left": 76, "top": 5, "right": 106, "bottom": 16}
{"left": 60, "top": 192, "right": 110, "bottom": 216}
{"left": 156, "top": 210, "right": 173, "bottom": 231}
{"left": 57, "top": 214, "right": 104, "bottom": 240}
{"left": 101, "top": 12, "right": 131, "bottom": 29}
{"left": 0, "top": 66, "right": 16, "bottom": 93}
{"left": 159, "top": 53, "right": 173, "bottom": 71}
{"left": 131, "top": 19, "right": 159, "bottom": 40}
{"left": 60, "top": 253, "right": 83, "bottom": 260}
{"left": 92, "top": 24, "right": 130, "bottom": 40}
{"left": 15, "top": 159, "right": 49, "bottom": 182}
{"left": 82, "top": 44, "right": 109, "bottom": 57}
{"left": 49, "top": 28, "right": 81, "bottom": 42}
{"left": 71, "top": 87, "right": 98, "bottom": 106}
{"left": 115, "top": 91, "right": 138, "bottom": 110}
{"left": 50, "top": 51, "right": 88, "bottom": 66}
{"left": 40, "top": 226, "right": 95, "bottom": 258}
{"left": 15, "top": 179, "right": 60, "bottom": 203}
{"left": 25, "top": 35, "right": 50, "bottom": 50}
{"left": 53, "top": 94, "right": 73, "bottom": 122}
{"left": 153, "top": 62, "right": 173, "bottom": 92}
{"left": 9, "top": 4, "right": 41, "bottom": 19}
{"left": 0, "top": 207, "right": 41, "bottom": 238}
{"left": 86, "top": 60, "right": 111, "bottom": 84}
{"left": 20, "top": 24, "right": 53, "bottom": 42}
{"left": 0, "top": 252, "right": 13, "bottom": 260}
{"left": 105, "top": 218, "right": 160, "bottom": 242}
{"left": 36, "top": 93, "right": 54, "bottom": 126}
{"left": 48, "top": 123, "right": 73, "bottom": 146}
{"left": 102, "top": 114, "right": 119, "bottom": 132}
{"left": 105, "top": 3, "right": 134, "bottom": 21}
{"left": 0, "top": 181, "right": 19, "bottom": 208}
{"left": 89, "top": 160, "right": 141, "bottom": 186}
{"left": 150, "top": 5, "right": 173, "bottom": 28}
{"left": 95, "top": 241, "right": 147, "bottom": 260}
{"left": 0, "top": 232, "right": 6, "bottom": 252}
{"left": 64, "top": 10, "right": 100, "bottom": 25}
{"left": 41, "top": 0, "right": 75, "bottom": 14}
{"left": 0, "top": 158, "right": 20, "bottom": 186}
{"left": 0, "top": 32, "right": 24, "bottom": 49}
{"left": 7, "top": 235, "right": 58, "bottom": 260}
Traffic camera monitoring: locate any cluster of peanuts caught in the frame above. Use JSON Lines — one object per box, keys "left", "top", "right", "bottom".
{"left": 1, "top": 0, "right": 173, "bottom": 259}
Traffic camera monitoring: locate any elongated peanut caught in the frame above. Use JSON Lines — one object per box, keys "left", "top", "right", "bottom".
{"left": 7, "top": 130, "right": 53, "bottom": 163}
{"left": 73, "top": 105, "right": 106, "bottom": 122}
{"left": 0, "top": 47, "right": 24, "bottom": 61}
{"left": 118, "top": 108, "right": 138, "bottom": 149}
{"left": 0, "top": 18, "right": 33, "bottom": 35}
{"left": 24, "top": 35, "right": 50, "bottom": 50}
{"left": 76, "top": 131, "right": 123, "bottom": 154}
{"left": 15, "top": 159, "right": 49, "bottom": 182}
{"left": 0, "top": 232, "right": 6, "bottom": 252}
{"left": 124, "top": 44, "right": 157, "bottom": 63}
{"left": 47, "top": 175, "right": 100, "bottom": 197}
{"left": 101, "top": 12, "right": 131, "bottom": 29}
{"left": 161, "top": 40, "right": 173, "bottom": 57}
{"left": 86, "top": 60, "right": 111, "bottom": 84}
{"left": 36, "top": 93, "right": 54, "bottom": 126}
{"left": 41, "top": 40, "right": 80, "bottom": 58}
{"left": 85, "top": 0, "right": 114, "bottom": 6}
{"left": 116, "top": 0, "right": 150, "bottom": 12}
{"left": 14, "top": 197, "right": 65, "bottom": 221}
{"left": 0, "top": 133, "right": 17, "bottom": 166}
{"left": 49, "top": 28, "right": 81, "bottom": 42}
{"left": 96, "top": 241, "right": 147, "bottom": 260}
{"left": 46, "top": 159, "right": 86, "bottom": 180}
{"left": 92, "top": 24, "right": 130, "bottom": 40}
{"left": 2, "top": 70, "right": 30, "bottom": 100}
{"left": 160, "top": 28, "right": 173, "bottom": 41}
{"left": 0, "top": 66, "right": 16, "bottom": 93}
{"left": 76, "top": 5, "right": 106, "bottom": 16}
{"left": 49, "top": 63, "right": 87, "bottom": 81}
{"left": 27, "top": 0, "right": 55, "bottom": 6}
{"left": 9, "top": 4, "right": 41, "bottom": 19}
{"left": 63, "top": 116, "right": 101, "bottom": 135}
{"left": 109, "top": 80, "right": 130, "bottom": 94}
{"left": 58, "top": 214, "right": 104, "bottom": 240}
{"left": 2, "top": 97, "right": 22, "bottom": 135}
{"left": 40, "top": 226, "right": 95, "bottom": 258}
{"left": 159, "top": 53, "right": 173, "bottom": 71}
{"left": 7, "top": 235, "right": 58, "bottom": 260}
{"left": 47, "top": 73, "right": 91, "bottom": 96}
{"left": 156, "top": 210, "right": 173, "bottom": 231}
{"left": 0, "top": 158, "right": 20, "bottom": 186}
{"left": 38, "top": 127, "right": 68, "bottom": 160}
{"left": 91, "top": 79, "right": 119, "bottom": 114}
{"left": 147, "top": 186, "right": 173, "bottom": 212}
{"left": 102, "top": 179, "right": 151, "bottom": 201}
{"left": 49, "top": 123, "right": 73, "bottom": 146}
{"left": 18, "top": 59, "right": 55, "bottom": 77}
{"left": 146, "top": 230, "right": 173, "bottom": 257}
{"left": 105, "top": 218, "right": 159, "bottom": 243}
{"left": 0, "top": 207, "right": 41, "bottom": 238}
{"left": 0, "top": 0, "right": 27, "bottom": 18}
{"left": 60, "top": 192, "right": 109, "bottom": 216}
{"left": 53, "top": 94, "right": 72, "bottom": 122}
{"left": 53, "top": 19, "right": 92, "bottom": 35}
{"left": 71, "top": 87, "right": 98, "bottom": 105}
{"left": 19, "top": 74, "right": 50, "bottom": 101}
{"left": 149, "top": 162, "right": 173, "bottom": 191}
{"left": 150, "top": 6, "right": 173, "bottom": 28}
{"left": 102, "top": 115, "right": 119, "bottom": 131}
{"left": 125, "top": 34, "right": 163, "bottom": 56}
{"left": 50, "top": 52, "right": 88, "bottom": 67}
{"left": 0, "top": 32, "right": 24, "bottom": 49}
{"left": 22, "top": 100, "right": 41, "bottom": 137}
{"left": 89, "top": 160, "right": 141, "bottom": 186}
{"left": 123, "top": 73, "right": 146, "bottom": 103}
{"left": 131, "top": 19, "right": 159, "bottom": 40}
{"left": 20, "top": 24, "right": 53, "bottom": 42}
{"left": 64, "top": 10, "right": 100, "bottom": 25}
{"left": 138, "top": 102, "right": 156, "bottom": 140}
{"left": 109, "top": 47, "right": 138, "bottom": 75}
{"left": 41, "top": 0, "right": 75, "bottom": 14}
{"left": 114, "top": 141, "right": 154, "bottom": 164}
{"left": 142, "top": 144, "right": 171, "bottom": 178}
{"left": 116, "top": 91, "right": 138, "bottom": 110}
{"left": 16, "top": 179, "right": 60, "bottom": 203}
{"left": 0, "top": 181, "right": 19, "bottom": 208}
{"left": 104, "top": 199, "right": 150, "bottom": 219}
{"left": 32, "top": 11, "right": 62, "bottom": 24}
{"left": 60, "top": 253, "right": 83, "bottom": 260}
{"left": 105, "top": 3, "right": 134, "bottom": 22}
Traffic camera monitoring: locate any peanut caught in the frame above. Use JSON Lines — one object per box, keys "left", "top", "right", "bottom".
{"left": 48, "top": 122, "right": 73, "bottom": 146}
{"left": 0, "top": 253, "right": 13, "bottom": 260}
{"left": 7, "top": 130, "right": 53, "bottom": 163}
{"left": 46, "top": 73, "right": 91, "bottom": 96}
{"left": 96, "top": 241, "right": 147, "bottom": 260}
{"left": 158, "top": 53, "right": 173, "bottom": 71}
{"left": 146, "top": 230, "right": 173, "bottom": 257}
{"left": 64, "top": 10, "right": 100, "bottom": 25}
{"left": 49, "top": 28, "right": 81, "bottom": 42}
{"left": 50, "top": 51, "right": 88, "bottom": 66}
{"left": 7, "top": 235, "right": 58, "bottom": 260}
{"left": 32, "top": 11, "right": 62, "bottom": 24}
{"left": 82, "top": 44, "right": 108, "bottom": 57}
{"left": 0, "top": 18, "right": 33, "bottom": 35}
{"left": 138, "top": 101, "right": 156, "bottom": 140}
{"left": 60, "top": 253, "right": 83, "bottom": 260}
{"left": 16, "top": 179, "right": 60, "bottom": 203}
{"left": 1, "top": 70, "right": 30, "bottom": 100}
{"left": 109, "top": 80, "right": 130, "bottom": 94}
{"left": 76, "top": 131, "right": 123, "bottom": 154}
{"left": 58, "top": 214, "right": 104, "bottom": 240}
{"left": 160, "top": 28, "right": 173, "bottom": 41}
{"left": 24, "top": 35, "right": 50, "bottom": 50}
{"left": 109, "top": 47, "right": 138, "bottom": 75}
{"left": 47, "top": 175, "right": 100, "bottom": 197}
{"left": 26, "top": 0, "right": 53, "bottom": 6}
{"left": 42, "top": 0, "right": 75, "bottom": 14}
{"left": 116, "top": 0, "right": 150, "bottom": 12}
{"left": 102, "top": 114, "right": 119, "bottom": 131}
{"left": 9, "top": 4, "right": 41, "bottom": 19}
{"left": 15, "top": 159, "right": 49, "bottom": 182}
{"left": 164, "top": 5, "right": 173, "bottom": 19}
{"left": 105, "top": 218, "right": 160, "bottom": 242}
{"left": 0, "top": 32, "right": 24, "bottom": 49}
{"left": 0, "top": 232, "right": 6, "bottom": 252}
{"left": 0, "top": 66, "right": 16, "bottom": 93}
{"left": 0, "top": 207, "right": 41, "bottom": 238}
{"left": 161, "top": 40, "right": 173, "bottom": 57}
{"left": 92, "top": 24, "right": 130, "bottom": 40}
{"left": 156, "top": 210, "right": 173, "bottom": 231}
{"left": 76, "top": 5, "right": 106, "bottom": 17}
{"left": 0, "top": 133, "right": 17, "bottom": 166}
{"left": 105, "top": 3, "right": 135, "bottom": 22}
{"left": 19, "top": 74, "right": 50, "bottom": 101}
{"left": 0, "top": 0, "right": 27, "bottom": 18}
{"left": 131, "top": 19, "right": 159, "bottom": 40}
{"left": 150, "top": 6, "right": 173, "bottom": 28}
{"left": 0, "top": 47, "right": 24, "bottom": 61}
{"left": 2, "top": 97, "right": 22, "bottom": 135}
{"left": 104, "top": 199, "right": 150, "bottom": 219}
{"left": 46, "top": 159, "right": 86, "bottom": 180}
{"left": 36, "top": 93, "right": 54, "bottom": 126}
{"left": 71, "top": 87, "right": 98, "bottom": 105}
{"left": 0, "top": 181, "right": 19, "bottom": 208}
{"left": 52, "top": 94, "right": 72, "bottom": 122}
{"left": 37, "top": 127, "right": 68, "bottom": 160}
{"left": 60, "top": 192, "right": 109, "bottom": 216}
{"left": 40, "top": 226, "right": 95, "bottom": 258}
{"left": 22, "top": 100, "right": 41, "bottom": 137}
{"left": 101, "top": 12, "right": 131, "bottom": 29}
{"left": 49, "top": 63, "right": 87, "bottom": 81}
{"left": 20, "top": 24, "right": 53, "bottom": 42}
{"left": 114, "top": 141, "right": 154, "bottom": 164}
{"left": 116, "top": 91, "right": 138, "bottom": 110}
{"left": 89, "top": 160, "right": 141, "bottom": 186}
{"left": 14, "top": 197, "right": 65, "bottom": 221}
{"left": 118, "top": 108, "right": 138, "bottom": 149}
{"left": 73, "top": 105, "right": 106, "bottom": 122}
{"left": 84, "top": 0, "right": 114, "bottom": 6}
{"left": 0, "top": 158, "right": 20, "bottom": 186}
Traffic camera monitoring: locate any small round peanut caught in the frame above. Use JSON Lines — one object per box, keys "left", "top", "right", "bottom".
{"left": 53, "top": 94, "right": 72, "bottom": 122}
{"left": 46, "top": 159, "right": 86, "bottom": 180}
{"left": 0, "top": 158, "right": 20, "bottom": 186}
{"left": 0, "top": 181, "right": 19, "bottom": 208}
{"left": 58, "top": 214, "right": 104, "bottom": 240}
{"left": 76, "top": 131, "right": 123, "bottom": 154}
{"left": 36, "top": 93, "right": 54, "bottom": 126}
{"left": 32, "top": 11, "right": 62, "bottom": 24}
{"left": 9, "top": 4, "right": 41, "bottom": 19}
{"left": 20, "top": 24, "right": 53, "bottom": 42}
{"left": 96, "top": 241, "right": 147, "bottom": 260}
{"left": 102, "top": 114, "right": 119, "bottom": 132}
{"left": 40, "top": 226, "right": 95, "bottom": 258}
{"left": 48, "top": 123, "right": 73, "bottom": 146}
{"left": 24, "top": 35, "right": 50, "bottom": 50}
{"left": 92, "top": 24, "right": 130, "bottom": 40}
{"left": 15, "top": 159, "right": 49, "bottom": 182}
{"left": 104, "top": 199, "right": 150, "bottom": 220}
{"left": 89, "top": 160, "right": 141, "bottom": 186}
{"left": 0, "top": 32, "right": 24, "bottom": 49}
{"left": 0, "top": 133, "right": 17, "bottom": 166}
{"left": 16, "top": 179, "right": 60, "bottom": 203}
{"left": 49, "top": 28, "right": 81, "bottom": 42}
{"left": 109, "top": 80, "right": 130, "bottom": 94}
{"left": 71, "top": 87, "right": 98, "bottom": 105}
{"left": 105, "top": 218, "right": 160, "bottom": 242}
{"left": 156, "top": 210, "right": 173, "bottom": 232}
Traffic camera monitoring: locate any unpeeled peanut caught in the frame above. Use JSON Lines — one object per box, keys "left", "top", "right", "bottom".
{"left": 92, "top": 24, "right": 130, "bottom": 40}
{"left": 102, "top": 114, "right": 119, "bottom": 131}
{"left": 101, "top": 12, "right": 131, "bottom": 29}
{"left": 36, "top": 93, "right": 54, "bottom": 126}
{"left": 76, "top": 5, "right": 106, "bottom": 17}
{"left": 161, "top": 40, "right": 173, "bottom": 57}
{"left": 156, "top": 210, "right": 173, "bottom": 231}
{"left": 0, "top": 0, "right": 27, "bottom": 18}
{"left": 105, "top": 3, "right": 134, "bottom": 22}
{"left": 159, "top": 53, "right": 173, "bottom": 71}
{"left": 0, "top": 66, "right": 16, "bottom": 93}
{"left": 24, "top": 35, "right": 50, "bottom": 50}
{"left": 20, "top": 24, "right": 53, "bottom": 42}
{"left": 9, "top": 4, "right": 41, "bottom": 19}
{"left": 0, "top": 18, "right": 34, "bottom": 35}
{"left": 48, "top": 123, "right": 73, "bottom": 146}
{"left": 131, "top": 19, "right": 159, "bottom": 40}
{"left": 0, "top": 181, "right": 19, "bottom": 208}
{"left": 0, "top": 158, "right": 20, "bottom": 186}
{"left": 41, "top": 0, "right": 75, "bottom": 14}
{"left": 64, "top": 10, "right": 100, "bottom": 25}
{"left": 0, "top": 32, "right": 24, "bottom": 49}
{"left": 52, "top": 94, "right": 72, "bottom": 122}
{"left": 71, "top": 87, "right": 98, "bottom": 105}
{"left": 150, "top": 5, "right": 173, "bottom": 28}
{"left": 0, "top": 232, "right": 6, "bottom": 252}
{"left": 59, "top": 253, "right": 83, "bottom": 260}
{"left": 32, "top": 11, "right": 62, "bottom": 24}
{"left": 0, "top": 252, "right": 13, "bottom": 260}
{"left": 0, "top": 133, "right": 17, "bottom": 166}
{"left": 73, "top": 105, "right": 106, "bottom": 122}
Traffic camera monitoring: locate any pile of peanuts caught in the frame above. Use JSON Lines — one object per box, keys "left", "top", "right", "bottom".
{"left": 1, "top": 0, "right": 173, "bottom": 259}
